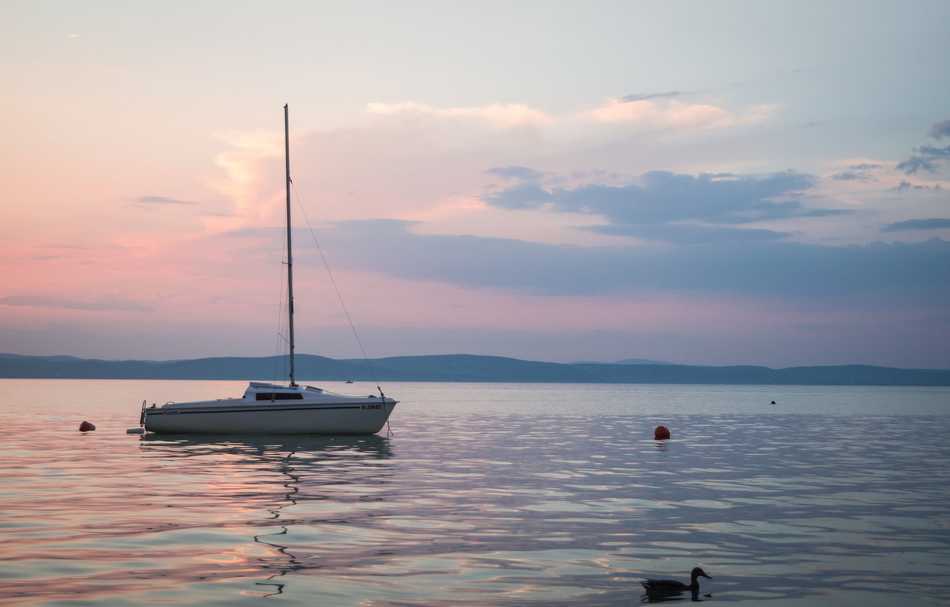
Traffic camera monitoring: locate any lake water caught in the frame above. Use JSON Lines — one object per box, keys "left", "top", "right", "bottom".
{"left": 1, "top": 380, "right": 950, "bottom": 606}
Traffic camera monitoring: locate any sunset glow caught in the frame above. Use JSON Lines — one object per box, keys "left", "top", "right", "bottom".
{"left": 2, "top": 2, "right": 949, "bottom": 367}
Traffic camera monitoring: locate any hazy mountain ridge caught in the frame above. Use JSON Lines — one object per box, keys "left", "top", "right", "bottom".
{"left": 573, "top": 358, "right": 668, "bottom": 365}
{"left": 1, "top": 353, "right": 949, "bottom": 386}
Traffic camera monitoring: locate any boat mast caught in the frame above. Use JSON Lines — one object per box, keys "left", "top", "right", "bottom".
{"left": 284, "top": 104, "right": 296, "bottom": 387}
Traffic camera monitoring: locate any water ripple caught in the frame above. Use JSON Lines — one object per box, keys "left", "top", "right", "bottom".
{"left": 1, "top": 381, "right": 950, "bottom": 605}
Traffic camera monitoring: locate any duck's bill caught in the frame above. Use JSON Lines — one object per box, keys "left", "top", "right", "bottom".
{"left": 702, "top": 574, "right": 712, "bottom": 579}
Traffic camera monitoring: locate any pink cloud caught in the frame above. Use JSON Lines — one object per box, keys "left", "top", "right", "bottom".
{"left": 5, "top": 95, "right": 941, "bottom": 366}
{"left": 366, "top": 101, "right": 553, "bottom": 128}
{"left": 586, "top": 98, "right": 775, "bottom": 130}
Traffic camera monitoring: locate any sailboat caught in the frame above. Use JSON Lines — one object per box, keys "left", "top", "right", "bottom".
{"left": 141, "top": 105, "right": 398, "bottom": 435}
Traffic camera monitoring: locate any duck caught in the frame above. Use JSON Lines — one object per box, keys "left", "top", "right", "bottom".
{"left": 641, "top": 567, "right": 711, "bottom": 598}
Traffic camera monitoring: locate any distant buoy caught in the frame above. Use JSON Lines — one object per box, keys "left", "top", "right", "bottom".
{"left": 770, "top": 400, "right": 776, "bottom": 405}
{"left": 79, "top": 421, "right": 96, "bottom": 432}
{"left": 654, "top": 425, "right": 671, "bottom": 440}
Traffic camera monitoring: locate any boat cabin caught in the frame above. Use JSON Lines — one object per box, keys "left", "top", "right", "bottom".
{"left": 243, "top": 382, "right": 323, "bottom": 401}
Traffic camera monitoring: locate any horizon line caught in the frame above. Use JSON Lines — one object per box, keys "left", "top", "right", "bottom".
{"left": 1, "top": 351, "right": 948, "bottom": 372}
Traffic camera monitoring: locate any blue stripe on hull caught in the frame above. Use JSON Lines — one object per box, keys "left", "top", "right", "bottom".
{"left": 146, "top": 403, "right": 371, "bottom": 416}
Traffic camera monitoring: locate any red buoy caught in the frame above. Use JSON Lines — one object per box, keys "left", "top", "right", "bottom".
{"left": 79, "top": 421, "right": 96, "bottom": 432}
{"left": 654, "top": 425, "right": 671, "bottom": 440}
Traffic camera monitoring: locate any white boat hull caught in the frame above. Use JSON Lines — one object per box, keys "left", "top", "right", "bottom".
{"left": 144, "top": 394, "right": 396, "bottom": 435}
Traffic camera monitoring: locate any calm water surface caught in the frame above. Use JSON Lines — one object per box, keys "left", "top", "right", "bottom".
{"left": 1, "top": 380, "right": 949, "bottom": 606}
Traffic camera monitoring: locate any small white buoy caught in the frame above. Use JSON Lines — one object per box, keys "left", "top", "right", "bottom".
{"left": 126, "top": 427, "right": 145, "bottom": 435}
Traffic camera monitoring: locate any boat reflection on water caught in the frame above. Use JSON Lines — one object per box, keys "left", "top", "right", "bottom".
{"left": 138, "top": 433, "right": 393, "bottom": 459}
{"left": 137, "top": 434, "right": 394, "bottom": 598}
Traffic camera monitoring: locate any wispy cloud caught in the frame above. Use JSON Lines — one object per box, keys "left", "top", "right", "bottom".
{"left": 882, "top": 218, "right": 950, "bottom": 232}
{"left": 483, "top": 170, "right": 846, "bottom": 235}
{"left": 620, "top": 91, "right": 687, "bottom": 102}
{"left": 484, "top": 182, "right": 553, "bottom": 209}
{"left": 290, "top": 219, "right": 950, "bottom": 298}
{"left": 585, "top": 97, "right": 774, "bottom": 130}
{"left": 930, "top": 120, "right": 950, "bottom": 140}
{"left": 898, "top": 119, "right": 950, "bottom": 174}
{"left": 367, "top": 97, "right": 774, "bottom": 134}
{"left": 0, "top": 295, "right": 149, "bottom": 311}
{"left": 896, "top": 156, "right": 936, "bottom": 175}
{"left": 366, "top": 101, "right": 552, "bottom": 128}
{"left": 898, "top": 146, "right": 950, "bottom": 175}
{"left": 893, "top": 180, "right": 943, "bottom": 192}
{"left": 132, "top": 195, "right": 198, "bottom": 206}
{"left": 831, "top": 162, "right": 882, "bottom": 181}
{"left": 485, "top": 166, "right": 544, "bottom": 181}
{"left": 585, "top": 223, "right": 790, "bottom": 244}
{"left": 831, "top": 171, "right": 869, "bottom": 181}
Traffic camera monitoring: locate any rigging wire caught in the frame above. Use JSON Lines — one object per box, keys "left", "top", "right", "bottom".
{"left": 290, "top": 180, "right": 381, "bottom": 389}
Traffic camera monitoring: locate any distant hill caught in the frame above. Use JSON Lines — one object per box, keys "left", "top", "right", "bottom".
{"left": 572, "top": 358, "right": 668, "bottom": 365}
{"left": 615, "top": 358, "right": 668, "bottom": 365}
{"left": 1, "top": 353, "right": 949, "bottom": 386}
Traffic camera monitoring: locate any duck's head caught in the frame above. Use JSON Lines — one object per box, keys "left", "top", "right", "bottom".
{"left": 691, "top": 567, "right": 712, "bottom": 580}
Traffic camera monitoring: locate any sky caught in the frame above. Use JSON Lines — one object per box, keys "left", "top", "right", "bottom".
{"left": 2, "top": 0, "right": 949, "bottom": 367}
